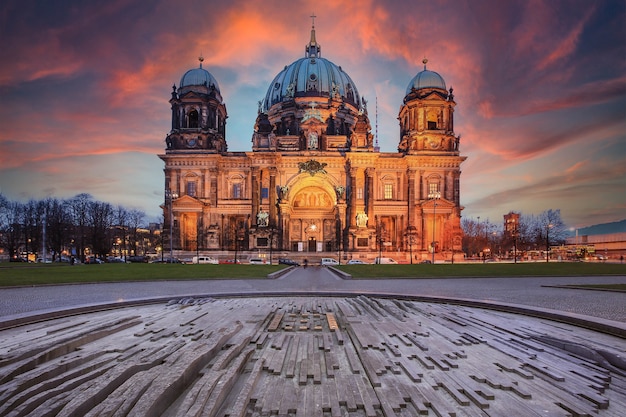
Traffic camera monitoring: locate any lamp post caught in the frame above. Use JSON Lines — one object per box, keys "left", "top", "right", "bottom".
{"left": 428, "top": 192, "right": 441, "bottom": 264}
{"left": 165, "top": 190, "right": 178, "bottom": 261}
{"left": 405, "top": 226, "right": 416, "bottom": 264}
{"left": 546, "top": 223, "right": 553, "bottom": 263}
{"left": 376, "top": 217, "right": 383, "bottom": 263}
{"left": 234, "top": 231, "right": 239, "bottom": 264}
{"left": 513, "top": 226, "right": 518, "bottom": 264}
{"left": 269, "top": 226, "right": 275, "bottom": 265}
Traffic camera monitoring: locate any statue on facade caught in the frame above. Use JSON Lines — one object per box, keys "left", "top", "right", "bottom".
{"left": 257, "top": 210, "right": 269, "bottom": 227}
{"left": 356, "top": 212, "right": 368, "bottom": 228}
{"left": 279, "top": 185, "right": 289, "bottom": 200}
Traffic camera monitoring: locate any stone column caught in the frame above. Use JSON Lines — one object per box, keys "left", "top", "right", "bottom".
{"left": 407, "top": 169, "right": 416, "bottom": 226}
{"left": 201, "top": 169, "right": 207, "bottom": 199}
{"left": 269, "top": 168, "right": 277, "bottom": 226}
{"left": 349, "top": 167, "right": 358, "bottom": 228}
{"left": 365, "top": 168, "right": 375, "bottom": 222}
{"left": 175, "top": 170, "right": 181, "bottom": 196}
{"left": 251, "top": 167, "right": 259, "bottom": 224}
{"left": 209, "top": 168, "right": 218, "bottom": 207}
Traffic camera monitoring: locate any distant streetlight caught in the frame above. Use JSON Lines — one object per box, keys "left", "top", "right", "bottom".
{"left": 513, "top": 224, "right": 518, "bottom": 264}
{"left": 428, "top": 191, "right": 441, "bottom": 264}
{"left": 165, "top": 190, "right": 178, "bottom": 261}
{"left": 269, "top": 226, "right": 276, "bottom": 265}
{"left": 405, "top": 225, "right": 416, "bottom": 264}
{"left": 546, "top": 223, "right": 553, "bottom": 263}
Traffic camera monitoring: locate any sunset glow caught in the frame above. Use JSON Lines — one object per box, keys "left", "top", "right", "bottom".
{"left": 1, "top": 0, "right": 624, "bottom": 228}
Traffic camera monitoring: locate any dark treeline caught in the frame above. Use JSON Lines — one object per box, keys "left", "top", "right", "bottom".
{"left": 461, "top": 209, "right": 567, "bottom": 259}
{"left": 0, "top": 193, "right": 159, "bottom": 262}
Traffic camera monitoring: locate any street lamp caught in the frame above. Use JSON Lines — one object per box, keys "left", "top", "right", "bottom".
{"left": 376, "top": 217, "right": 383, "bottom": 263}
{"left": 546, "top": 223, "right": 553, "bottom": 263}
{"left": 165, "top": 190, "right": 178, "bottom": 261}
{"left": 269, "top": 226, "right": 275, "bottom": 265}
{"left": 428, "top": 191, "right": 441, "bottom": 264}
{"left": 513, "top": 226, "right": 518, "bottom": 264}
{"left": 405, "top": 225, "right": 416, "bottom": 264}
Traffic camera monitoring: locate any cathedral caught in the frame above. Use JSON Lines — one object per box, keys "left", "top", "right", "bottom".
{"left": 159, "top": 21, "right": 466, "bottom": 262}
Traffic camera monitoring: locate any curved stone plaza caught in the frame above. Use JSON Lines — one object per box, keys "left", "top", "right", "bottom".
{"left": 0, "top": 268, "right": 625, "bottom": 416}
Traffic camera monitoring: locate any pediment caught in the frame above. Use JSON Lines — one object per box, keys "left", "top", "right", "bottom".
{"left": 421, "top": 198, "right": 455, "bottom": 209}
{"left": 172, "top": 194, "right": 204, "bottom": 211}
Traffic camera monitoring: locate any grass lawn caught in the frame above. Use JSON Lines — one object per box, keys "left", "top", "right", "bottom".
{"left": 336, "top": 262, "right": 626, "bottom": 278}
{"left": 0, "top": 263, "right": 284, "bottom": 287}
{"left": 0, "top": 261, "right": 623, "bottom": 288}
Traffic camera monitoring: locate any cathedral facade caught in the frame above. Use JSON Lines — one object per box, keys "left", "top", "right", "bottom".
{"left": 159, "top": 23, "right": 466, "bottom": 262}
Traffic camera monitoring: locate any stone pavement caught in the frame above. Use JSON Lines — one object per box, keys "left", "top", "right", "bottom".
{"left": 1, "top": 295, "right": 625, "bottom": 416}
{"left": 0, "top": 267, "right": 625, "bottom": 416}
{"left": 0, "top": 266, "right": 625, "bottom": 323}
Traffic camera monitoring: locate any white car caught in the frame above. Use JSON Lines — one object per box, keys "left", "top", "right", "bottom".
{"left": 248, "top": 258, "right": 266, "bottom": 265}
{"left": 321, "top": 258, "right": 339, "bottom": 266}
{"left": 347, "top": 259, "right": 368, "bottom": 264}
{"left": 193, "top": 256, "right": 219, "bottom": 264}
{"left": 374, "top": 257, "right": 398, "bottom": 264}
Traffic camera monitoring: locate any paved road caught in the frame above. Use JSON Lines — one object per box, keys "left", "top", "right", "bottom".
{"left": 1, "top": 266, "right": 625, "bottom": 322}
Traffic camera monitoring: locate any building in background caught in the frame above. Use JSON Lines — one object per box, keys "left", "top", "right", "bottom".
{"left": 158, "top": 21, "right": 466, "bottom": 261}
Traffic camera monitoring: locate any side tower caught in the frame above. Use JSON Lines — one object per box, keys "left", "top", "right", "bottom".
{"left": 166, "top": 57, "right": 227, "bottom": 153}
{"left": 399, "top": 59, "right": 465, "bottom": 260}
{"left": 159, "top": 57, "right": 229, "bottom": 255}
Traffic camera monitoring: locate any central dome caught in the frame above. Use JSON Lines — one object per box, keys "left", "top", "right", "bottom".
{"left": 261, "top": 24, "right": 361, "bottom": 112}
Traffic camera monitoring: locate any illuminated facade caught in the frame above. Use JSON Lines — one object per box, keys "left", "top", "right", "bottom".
{"left": 159, "top": 22, "right": 466, "bottom": 261}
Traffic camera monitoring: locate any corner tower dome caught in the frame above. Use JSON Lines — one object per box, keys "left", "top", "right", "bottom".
{"left": 261, "top": 19, "right": 361, "bottom": 112}
{"left": 405, "top": 59, "right": 446, "bottom": 94}
{"left": 165, "top": 56, "right": 227, "bottom": 153}
{"left": 179, "top": 56, "right": 221, "bottom": 94}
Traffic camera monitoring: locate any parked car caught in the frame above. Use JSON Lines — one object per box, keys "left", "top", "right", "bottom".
{"left": 321, "top": 258, "right": 339, "bottom": 266}
{"left": 127, "top": 255, "right": 149, "bottom": 263}
{"left": 107, "top": 257, "right": 125, "bottom": 263}
{"left": 279, "top": 258, "right": 300, "bottom": 266}
{"left": 420, "top": 260, "right": 432, "bottom": 264}
{"left": 152, "top": 257, "right": 184, "bottom": 264}
{"left": 220, "top": 259, "right": 241, "bottom": 264}
{"left": 192, "top": 256, "right": 219, "bottom": 264}
{"left": 85, "top": 256, "right": 104, "bottom": 264}
{"left": 374, "top": 257, "right": 398, "bottom": 264}
{"left": 347, "top": 259, "right": 368, "bottom": 265}
{"left": 248, "top": 258, "right": 266, "bottom": 265}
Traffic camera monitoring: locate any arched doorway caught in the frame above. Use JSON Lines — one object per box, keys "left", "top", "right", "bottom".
{"left": 288, "top": 183, "right": 338, "bottom": 252}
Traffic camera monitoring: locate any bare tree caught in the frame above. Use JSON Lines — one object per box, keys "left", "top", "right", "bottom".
{"left": 127, "top": 209, "right": 146, "bottom": 256}
{"left": 68, "top": 193, "right": 93, "bottom": 262}
{"left": 89, "top": 200, "right": 114, "bottom": 259}
{"left": 0, "top": 195, "right": 24, "bottom": 260}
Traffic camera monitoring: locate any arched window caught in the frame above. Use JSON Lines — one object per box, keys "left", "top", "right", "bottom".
{"left": 188, "top": 109, "right": 199, "bottom": 128}
{"left": 380, "top": 175, "right": 395, "bottom": 200}
{"left": 427, "top": 175, "right": 442, "bottom": 198}
{"left": 185, "top": 173, "right": 199, "bottom": 197}
{"left": 228, "top": 174, "right": 245, "bottom": 199}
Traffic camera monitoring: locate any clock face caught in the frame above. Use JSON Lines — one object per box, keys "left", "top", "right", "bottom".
{"left": 428, "top": 140, "right": 439, "bottom": 149}
{"left": 187, "top": 138, "right": 197, "bottom": 148}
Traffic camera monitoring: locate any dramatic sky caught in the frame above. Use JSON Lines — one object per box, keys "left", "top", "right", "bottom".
{"left": 1, "top": 0, "right": 624, "bottom": 229}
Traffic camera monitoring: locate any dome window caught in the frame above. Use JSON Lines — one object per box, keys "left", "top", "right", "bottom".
{"left": 309, "top": 73, "right": 317, "bottom": 81}
{"left": 188, "top": 109, "right": 199, "bottom": 128}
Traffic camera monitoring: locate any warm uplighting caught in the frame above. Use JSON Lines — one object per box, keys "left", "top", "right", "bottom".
{"left": 428, "top": 191, "right": 441, "bottom": 264}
